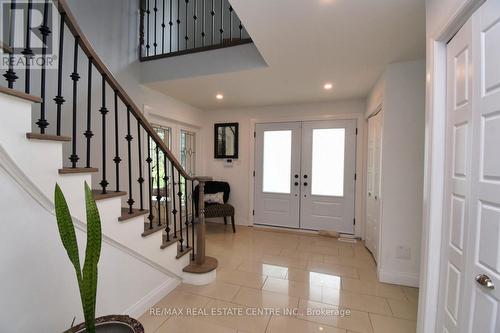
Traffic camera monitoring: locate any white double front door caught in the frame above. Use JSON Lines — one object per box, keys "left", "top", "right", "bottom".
{"left": 253, "top": 120, "right": 356, "bottom": 233}
{"left": 436, "top": 0, "right": 500, "bottom": 331}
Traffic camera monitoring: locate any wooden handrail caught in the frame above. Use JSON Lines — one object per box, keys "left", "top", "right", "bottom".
{"left": 56, "top": 0, "right": 197, "bottom": 180}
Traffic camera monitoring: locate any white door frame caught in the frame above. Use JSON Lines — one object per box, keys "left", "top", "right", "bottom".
{"left": 418, "top": 1, "right": 486, "bottom": 332}
{"left": 248, "top": 113, "right": 366, "bottom": 238}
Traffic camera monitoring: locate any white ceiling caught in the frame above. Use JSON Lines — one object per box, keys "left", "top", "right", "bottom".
{"left": 147, "top": 0, "right": 426, "bottom": 110}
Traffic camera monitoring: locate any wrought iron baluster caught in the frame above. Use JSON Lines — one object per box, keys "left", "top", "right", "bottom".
{"left": 113, "top": 91, "right": 121, "bottom": 191}
{"left": 146, "top": 136, "right": 154, "bottom": 229}
{"left": 69, "top": 37, "right": 81, "bottom": 168}
{"left": 169, "top": 0, "right": 173, "bottom": 52}
{"left": 184, "top": 176, "right": 190, "bottom": 249}
{"left": 3, "top": 0, "right": 18, "bottom": 89}
{"left": 99, "top": 75, "right": 109, "bottom": 194}
{"left": 156, "top": 144, "right": 162, "bottom": 227}
{"left": 171, "top": 164, "right": 177, "bottom": 238}
{"left": 201, "top": 0, "right": 206, "bottom": 46}
{"left": 193, "top": 0, "right": 197, "bottom": 48}
{"left": 139, "top": 0, "right": 145, "bottom": 57}
{"left": 161, "top": 0, "right": 166, "bottom": 53}
{"left": 37, "top": 0, "right": 51, "bottom": 133}
{"left": 137, "top": 120, "right": 145, "bottom": 210}
{"left": 178, "top": 172, "right": 184, "bottom": 252}
{"left": 229, "top": 5, "right": 233, "bottom": 42}
{"left": 146, "top": 0, "right": 151, "bottom": 56}
{"left": 153, "top": 0, "right": 158, "bottom": 54}
{"left": 211, "top": 0, "right": 215, "bottom": 45}
{"left": 22, "top": 0, "right": 33, "bottom": 93}
{"left": 219, "top": 0, "right": 223, "bottom": 44}
{"left": 126, "top": 107, "right": 134, "bottom": 214}
{"left": 177, "top": 0, "right": 181, "bottom": 51}
{"left": 54, "top": 14, "right": 66, "bottom": 136}
{"left": 163, "top": 155, "right": 170, "bottom": 241}
{"left": 185, "top": 0, "right": 189, "bottom": 49}
{"left": 84, "top": 58, "right": 94, "bottom": 168}
{"left": 191, "top": 180, "right": 195, "bottom": 260}
{"left": 239, "top": 18, "right": 243, "bottom": 40}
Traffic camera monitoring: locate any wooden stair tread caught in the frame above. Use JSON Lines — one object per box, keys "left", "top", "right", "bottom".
{"left": 119, "top": 207, "right": 148, "bottom": 222}
{"left": 1, "top": 41, "right": 12, "bottom": 54}
{"left": 142, "top": 221, "right": 165, "bottom": 237}
{"left": 183, "top": 256, "right": 218, "bottom": 274}
{"left": 176, "top": 247, "right": 193, "bottom": 259}
{"left": 92, "top": 190, "right": 127, "bottom": 200}
{"left": 26, "top": 133, "right": 72, "bottom": 142}
{"left": 0, "top": 86, "right": 42, "bottom": 103}
{"left": 59, "top": 167, "right": 98, "bottom": 174}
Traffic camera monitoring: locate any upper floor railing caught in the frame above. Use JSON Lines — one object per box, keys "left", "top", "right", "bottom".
{"left": 139, "top": 0, "right": 252, "bottom": 60}
{"left": 0, "top": 0, "right": 213, "bottom": 268}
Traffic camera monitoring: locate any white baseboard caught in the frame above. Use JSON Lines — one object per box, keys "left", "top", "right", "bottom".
{"left": 378, "top": 269, "right": 420, "bottom": 288}
{"left": 124, "top": 277, "right": 180, "bottom": 318}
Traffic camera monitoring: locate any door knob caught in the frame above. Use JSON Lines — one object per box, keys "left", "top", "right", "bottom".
{"left": 368, "top": 192, "right": 372, "bottom": 197}
{"left": 303, "top": 182, "right": 308, "bottom": 186}
{"left": 303, "top": 175, "right": 308, "bottom": 179}
{"left": 294, "top": 182, "right": 299, "bottom": 186}
{"left": 294, "top": 174, "right": 299, "bottom": 179}
{"left": 475, "top": 274, "right": 495, "bottom": 289}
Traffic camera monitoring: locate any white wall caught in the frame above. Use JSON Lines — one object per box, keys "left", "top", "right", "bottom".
{"left": 0, "top": 166, "right": 177, "bottom": 333}
{"left": 370, "top": 60, "right": 426, "bottom": 287}
{"left": 199, "top": 99, "right": 367, "bottom": 237}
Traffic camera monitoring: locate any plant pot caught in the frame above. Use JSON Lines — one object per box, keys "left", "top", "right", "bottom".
{"left": 65, "top": 315, "right": 144, "bottom": 333}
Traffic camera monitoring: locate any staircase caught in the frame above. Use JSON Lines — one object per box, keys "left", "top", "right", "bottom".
{"left": 0, "top": 0, "right": 217, "bottom": 283}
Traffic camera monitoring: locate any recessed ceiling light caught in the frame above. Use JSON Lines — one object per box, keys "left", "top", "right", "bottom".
{"left": 216, "top": 93, "right": 224, "bottom": 100}
{"left": 324, "top": 83, "right": 333, "bottom": 90}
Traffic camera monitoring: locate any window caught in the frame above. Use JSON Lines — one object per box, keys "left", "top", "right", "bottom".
{"left": 262, "top": 130, "right": 292, "bottom": 194}
{"left": 180, "top": 130, "right": 196, "bottom": 177}
{"left": 180, "top": 130, "right": 196, "bottom": 206}
{"left": 311, "top": 128, "right": 345, "bottom": 197}
{"left": 150, "top": 125, "right": 172, "bottom": 189}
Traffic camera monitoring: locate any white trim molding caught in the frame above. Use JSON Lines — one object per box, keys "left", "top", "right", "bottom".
{"left": 379, "top": 269, "right": 420, "bottom": 288}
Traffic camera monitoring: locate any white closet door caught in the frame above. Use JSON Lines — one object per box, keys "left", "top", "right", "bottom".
{"left": 365, "top": 111, "right": 382, "bottom": 261}
{"left": 437, "top": 15, "right": 473, "bottom": 333}
{"left": 464, "top": 1, "right": 500, "bottom": 331}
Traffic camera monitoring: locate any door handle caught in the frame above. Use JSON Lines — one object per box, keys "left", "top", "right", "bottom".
{"left": 475, "top": 274, "right": 495, "bottom": 289}
{"left": 368, "top": 192, "right": 372, "bottom": 197}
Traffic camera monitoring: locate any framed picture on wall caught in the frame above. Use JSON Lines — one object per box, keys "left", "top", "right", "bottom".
{"left": 214, "top": 123, "right": 239, "bottom": 159}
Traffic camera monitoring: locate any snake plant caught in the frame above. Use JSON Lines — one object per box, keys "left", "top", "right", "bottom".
{"left": 54, "top": 182, "right": 102, "bottom": 333}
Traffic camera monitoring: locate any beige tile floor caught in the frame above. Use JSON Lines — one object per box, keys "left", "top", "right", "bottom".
{"left": 139, "top": 223, "right": 419, "bottom": 333}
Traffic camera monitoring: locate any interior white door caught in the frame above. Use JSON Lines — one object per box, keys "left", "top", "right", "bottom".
{"left": 300, "top": 120, "right": 357, "bottom": 233}
{"left": 437, "top": 1, "right": 500, "bottom": 331}
{"left": 437, "top": 15, "right": 473, "bottom": 333}
{"left": 465, "top": 1, "right": 500, "bottom": 331}
{"left": 254, "top": 122, "right": 301, "bottom": 228}
{"left": 365, "top": 111, "right": 383, "bottom": 261}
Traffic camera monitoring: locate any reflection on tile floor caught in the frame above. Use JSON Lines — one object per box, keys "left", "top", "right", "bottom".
{"left": 140, "top": 223, "right": 418, "bottom": 333}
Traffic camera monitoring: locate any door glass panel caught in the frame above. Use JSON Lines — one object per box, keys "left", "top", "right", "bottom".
{"left": 311, "top": 128, "right": 345, "bottom": 196}
{"left": 263, "top": 130, "right": 292, "bottom": 193}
